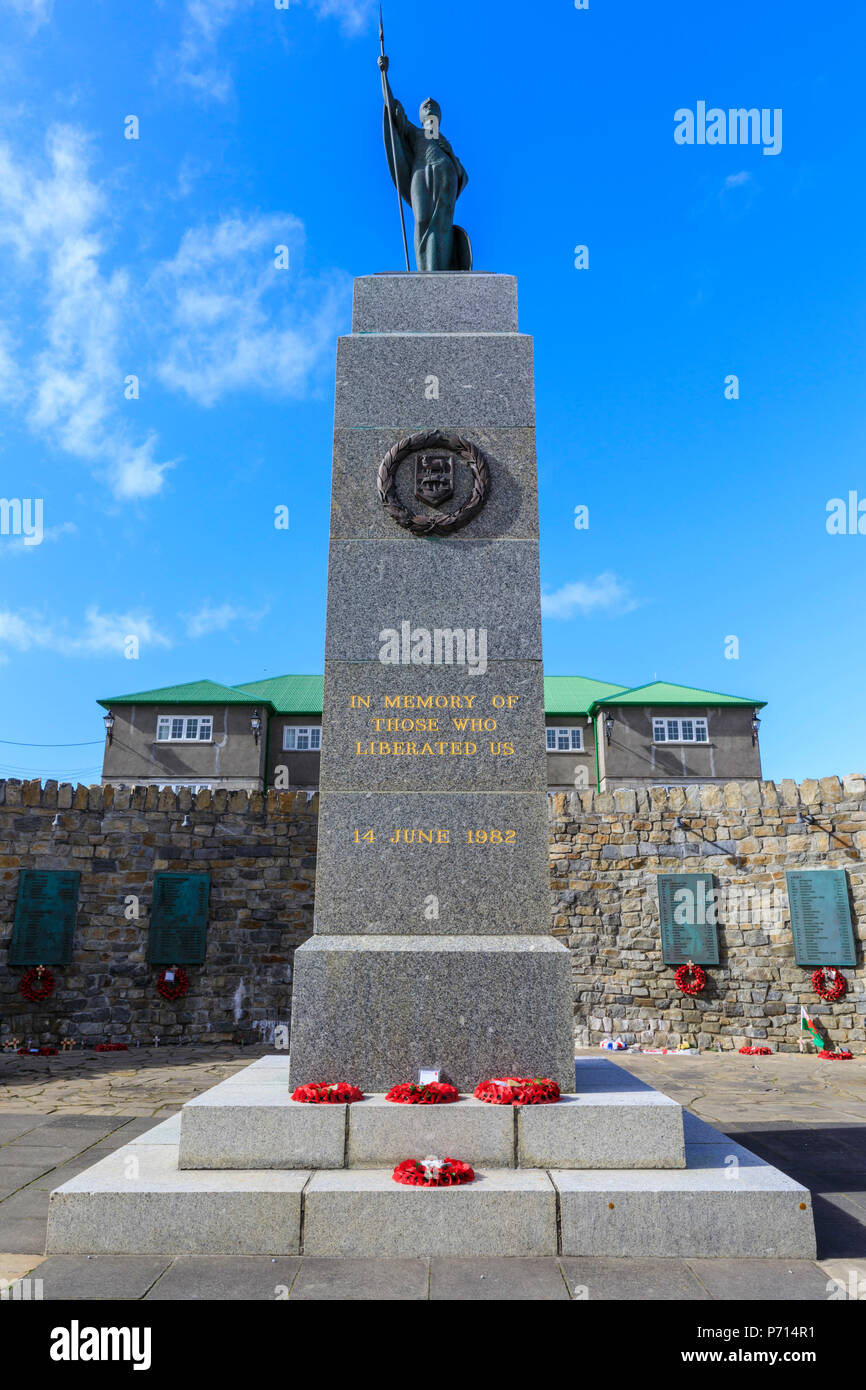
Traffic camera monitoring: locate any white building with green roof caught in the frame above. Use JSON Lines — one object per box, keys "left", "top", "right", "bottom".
{"left": 98, "top": 673, "right": 765, "bottom": 793}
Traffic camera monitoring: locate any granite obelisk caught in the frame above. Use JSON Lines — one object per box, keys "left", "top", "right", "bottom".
{"left": 288, "top": 273, "right": 574, "bottom": 1093}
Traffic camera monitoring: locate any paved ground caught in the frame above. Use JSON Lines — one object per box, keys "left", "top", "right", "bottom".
{"left": 1, "top": 1045, "right": 865, "bottom": 1300}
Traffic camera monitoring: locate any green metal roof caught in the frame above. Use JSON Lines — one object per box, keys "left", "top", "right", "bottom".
{"left": 234, "top": 674, "right": 324, "bottom": 714}
{"left": 543, "top": 675, "right": 629, "bottom": 716}
{"left": 99, "top": 675, "right": 765, "bottom": 717}
{"left": 590, "top": 681, "right": 766, "bottom": 711}
{"left": 98, "top": 679, "right": 273, "bottom": 710}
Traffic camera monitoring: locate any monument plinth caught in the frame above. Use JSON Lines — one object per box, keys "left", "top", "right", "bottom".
{"left": 287, "top": 273, "right": 575, "bottom": 1093}
{"left": 44, "top": 279, "right": 817, "bottom": 1265}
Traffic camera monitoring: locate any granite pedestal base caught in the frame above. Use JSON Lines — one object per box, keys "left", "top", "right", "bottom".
{"left": 46, "top": 1060, "right": 817, "bottom": 1260}
{"left": 287, "top": 936, "right": 575, "bottom": 1095}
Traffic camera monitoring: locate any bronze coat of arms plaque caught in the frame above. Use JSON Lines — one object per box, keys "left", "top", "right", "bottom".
{"left": 377, "top": 428, "right": 491, "bottom": 536}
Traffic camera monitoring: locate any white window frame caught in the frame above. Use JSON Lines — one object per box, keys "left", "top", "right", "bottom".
{"left": 156, "top": 715, "right": 214, "bottom": 744}
{"left": 546, "top": 726, "right": 584, "bottom": 753}
{"left": 652, "top": 717, "right": 709, "bottom": 745}
{"left": 283, "top": 725, "right": 322, "bottom": 752}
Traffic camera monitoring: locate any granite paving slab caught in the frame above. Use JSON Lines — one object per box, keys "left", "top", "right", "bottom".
{"left": 28, "top": 1254, "right": 170, "bottom": 1300}
{"left": 144, "top": 1256, "right": 302, "bottom": 1301}
{"left": 559, "top": 1256, "right": 711, "bottom": 1301}
{"left": 684, "top": 1258, "right": 835, "bottom": 1301}
{"left": 288, "top": 1256, "right": 429, "bottom": 1301}
{"left": 429, "top": 1256, "right": 569, "bottom": 1301}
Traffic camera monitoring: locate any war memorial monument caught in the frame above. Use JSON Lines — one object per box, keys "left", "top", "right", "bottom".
{"left": 43, "top": 29, "right": 817, "bottom": 1262}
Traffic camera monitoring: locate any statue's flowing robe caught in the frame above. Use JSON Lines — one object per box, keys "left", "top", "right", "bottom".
{"left": 383, "top": 97, "right": 471, "bottom": 272}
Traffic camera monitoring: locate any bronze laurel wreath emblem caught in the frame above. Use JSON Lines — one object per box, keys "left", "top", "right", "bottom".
{"left": 377, "top": 430, "right": 491, "bottom": 537}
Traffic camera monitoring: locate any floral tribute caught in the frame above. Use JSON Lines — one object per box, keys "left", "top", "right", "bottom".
{"left": 19, "top": 967, "right": 55, "bottom": 1003}
{"left": 157, "top": 967, "right": 189, "bottom": 1002}
{"left": 818, "top": 1049, "right": 854, "bottom": 1061}
{"left": 674, "top": 963, "right": 706, "bottom": 996}
{"left": 739, "top": 1046, "right": 772, "bottom": 1056}
{"left": 291, "top": 1082, "right": 363, "bottom": 1104}
{"left": 17, "top": 1046, "right": 57, "bottom": 1056}
{"left": 95, "top": 1043, "right": 128, "bottom": 1053}
{"left": 812, "top": 967, "right": 847, "bottom": 1003}
{"left": 385, "top": 1081, "right": 459, "bottom": 1104}
{"left": 474, "top": 1076, "right": 560, "bottom": 1106}
{"left": 392, "top": 1156, "right": 474, "bottom": 1187}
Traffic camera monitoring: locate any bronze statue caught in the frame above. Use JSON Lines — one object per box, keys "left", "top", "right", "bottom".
{"left": 377, "top": 11, "right": 472, "bottom": 273}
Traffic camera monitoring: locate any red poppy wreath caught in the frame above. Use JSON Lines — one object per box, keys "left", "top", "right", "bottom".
{"left": 392, "top": 1157, "right": 474, "bottom": 1187}
{"left": 385, "top": 1081, "right": 459, "bottom": 1104}
{"left": 291, "top": 1082, "right": 364, "bottom": 1103}
{"left": 157, "top": 967, "right": 189, "bottom": 1001}
{"left": 474, "top": 1076, "right": 560, "bottom": 1106}
{"left": 19, "top": 967, "right": 55, "bottom": 1003}
{"left": 812, "top": 967, "right": 847, "bottom": 1003}
{"left": 674, "top": 963, "right": 706, "bottom": 996}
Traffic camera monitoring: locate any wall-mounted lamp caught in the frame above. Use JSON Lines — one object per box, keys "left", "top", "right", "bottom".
{"left": 103, "top": 709, "right": 115, "bottom": 745}
{"left": 751, "top": 711, "right": 761, "bottom": 746}
{"left": 603, "top": 712, "right": 614, "bottom": 746}
{"left": 250, "top": 709, "right": 262, "bottom": 746}
{"left": 794, "top": 809, "right": 857, "bottom": 858}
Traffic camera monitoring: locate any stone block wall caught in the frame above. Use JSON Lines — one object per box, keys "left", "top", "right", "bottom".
{"left": 551, "top": 777, "right": 866, "bottom": 1052}
{"left": 0, "top": 780, "right": 317, "bottom": 1047}
{"left": 1, "top": 777, "right": 863, "bottom": 1052}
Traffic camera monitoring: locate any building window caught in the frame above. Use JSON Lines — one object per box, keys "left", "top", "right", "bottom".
{"left": 156, "top": 716, "right": 213, "bottom": 743}
{"left": 283, "top": 726, "right": 322, "bottom": 752}
{"left": 159, "top": 783, "right": 213, "bottom": 792}
{"left": 546, "top": 727, "right": 583, "bottom": 752}
{"left": 653, "top": 717, "right": 708, "bottom": 744}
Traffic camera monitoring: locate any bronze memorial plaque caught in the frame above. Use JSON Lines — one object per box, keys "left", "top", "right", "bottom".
{"left": 786, "top": 869, "right": 857, "bottom": 967}
{"left": 657, "top": 873, "right": 720, "bottom": 965}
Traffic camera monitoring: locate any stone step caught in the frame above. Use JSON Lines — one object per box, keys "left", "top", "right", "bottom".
{"left": 46, "top": 1127, "right": 815, "bottom": 1259}
{"left": 177, "top": 1056, "right": 686, "bottom": 1171}
{"left": 303, "top": 1169, "right": 556, "bottom": 1257}
{"left": 556, "top": 1116, "right": 817, "bottom": 1259}
{"left": 46, "top": 1140, "right": 310, "bottom": 1257}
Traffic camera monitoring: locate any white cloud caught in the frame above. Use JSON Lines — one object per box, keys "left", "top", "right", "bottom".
{"left": 151, "top": 214, "right": 348, "bottom": 406}
{"left": 0, "top": 521, "right": 76, "bottom": 557}
{"left": 312, "top": 0, "right": 377, "bottom": 35}
{"left": 1, "top": 0, "right": 54, "bottom": 29}
{"left": 173, "top": 0, "right": 254, "bottom": 103}
{"left": 183, "top": 600, "right": 269, "bottom": 639}
{"left": 541, "top": 573, "right": 639, "bottom": 620}
{"left": 724, "top": 171, "right": 752, "bottom": 189}
{"left": 0, "top": 597, "right": 266, "bottom": 657}
{"left": 169, "top": 0, "right": 375, "bottom": 103}
{"left": 0, "top": 321, "right": 22, "bottom": 402}
{"left": 0, "top": 605, "right": 171, "bottom": 657}
{"left": 0, "top": 125, "right": 175, "bottom": 500}
{"left": 0, "top": 116, "right": 348, "bottom": 499}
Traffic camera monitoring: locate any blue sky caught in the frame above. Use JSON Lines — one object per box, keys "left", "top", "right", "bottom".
{"left": 0, "top": 0, "right": 863, "bottom": 784}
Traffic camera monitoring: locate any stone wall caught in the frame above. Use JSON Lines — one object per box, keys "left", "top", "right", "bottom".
{"left": 1, "top": 777, "right": 863, "bottom": 1053}
{"left": 551, "top": 777, "right": 866, "bottom": 1052}
{"left": 0, "top": 780, "right": 317, "bottom": 1047}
